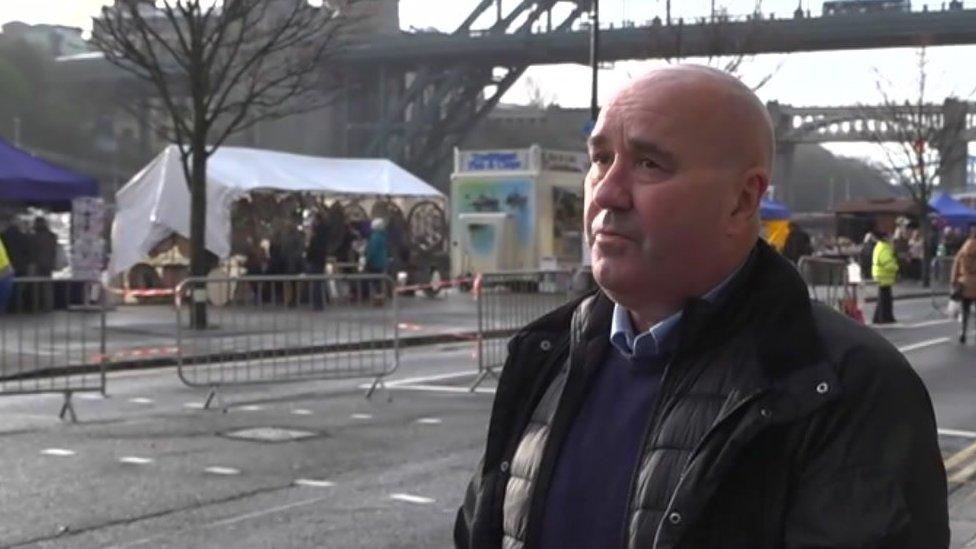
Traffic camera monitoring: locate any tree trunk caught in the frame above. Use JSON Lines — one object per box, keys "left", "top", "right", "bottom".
{"left": 189, "top": 142, "right": 208, "bottom": 329}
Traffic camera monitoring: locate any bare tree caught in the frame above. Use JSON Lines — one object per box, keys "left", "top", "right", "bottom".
{"left": 91, "top": 0, "right": 355, "bottom": 328}
{"left": 863, "top": 47, "right": 968, "bottom": 287}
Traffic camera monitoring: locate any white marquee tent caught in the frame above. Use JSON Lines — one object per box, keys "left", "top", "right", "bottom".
{"left": 109, "top": 145, "right": 444, "bottom": 275}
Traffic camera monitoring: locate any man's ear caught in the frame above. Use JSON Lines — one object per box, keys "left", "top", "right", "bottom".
{"left": 728, "top": 169, "right": 769, "bottom": 233}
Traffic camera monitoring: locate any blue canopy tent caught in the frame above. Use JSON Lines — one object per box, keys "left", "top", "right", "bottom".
{"left": 0, "top": 138, "right": 98, "bottom": 210}
{"left": 928, "top": 192, "right": 976, "bottom": 228}
{"left": 760, "top": 197, "right": 791, "bottom": 220}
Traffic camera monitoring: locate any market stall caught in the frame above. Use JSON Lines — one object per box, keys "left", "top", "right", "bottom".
{"left": 928, "top": 192, "right": 976, "bottom": 229}
{"left": 109, "top": 145, "right": 447, "bottom": 297}
{"left": 450, "top": 145, "right": 586, "bottom": 275}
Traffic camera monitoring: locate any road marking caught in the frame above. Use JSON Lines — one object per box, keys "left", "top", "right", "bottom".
{"left": 128, "top": 397, "right": 154, "bottom": 405}
{"left": 897, "top": 338, "right": 951, "bottom": 353}
{"left": 939, "top": 428, "right": 976, "bottom": 439}
{"left": 204, "top": 466, "right": 241, "bottom": 476}
{"left": 41, "top": 448, "right": 76, "bottom": 457}
{"left": 350, "top": 413, "right": 373, "bottom": 420}
{"left": 291, "top": 408, "right": 313, "bottom": 416}
{"left": 183, "top": 402, "right": 206, "bottom": 410}
{"left": 76, "top": 393, "right": 106, "bottom": 400}
{"left": 294, "top": 478, "right": 336, "bottom": 488}
{"left": 416, "top": 417, "right": 443, "bottom": 425}
{"left": 390, "top": 493, "right": 435, "bottom": 504}
{"left": 949, "top": 456, "right": 976, "bottom": 485}
{"left": 384, "top": 370, "right": 477, "bottom": 387}
{"left": 945, "top": 440, "right": 976, "bottom": 472}
{"left": 237, "top": 404, "right": 265, "bottom": 412}
{"left": 874, "top": 319, "right": 953, "bottom": 329}
{"left": 386, "top": 383, "right": 497, "bottom": 395}
{"left": 119, "top": 456, "right": 154, "bottom": 465}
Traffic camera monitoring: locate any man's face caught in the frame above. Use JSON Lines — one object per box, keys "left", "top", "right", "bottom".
{"left": 584, "top": 77, "right": 743, "bottom": 305}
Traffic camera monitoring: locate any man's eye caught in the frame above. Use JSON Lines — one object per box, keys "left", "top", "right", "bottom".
{"left": 591, "top": 153, "right": 612, "bottom": 165}
{"left": 636, "top": 158, "right": 658, "bottom": 170}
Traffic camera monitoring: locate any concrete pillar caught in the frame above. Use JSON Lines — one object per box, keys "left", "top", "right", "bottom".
{"left": 938, "top": 98, "right": 969, "bottom": 191}
{"left": 767, "top": 101, "right": 796, "bottom": 205}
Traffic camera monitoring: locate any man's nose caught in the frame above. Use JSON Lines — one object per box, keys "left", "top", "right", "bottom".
{"left": 591, "top": 161, "right": 632, "bottom": 211}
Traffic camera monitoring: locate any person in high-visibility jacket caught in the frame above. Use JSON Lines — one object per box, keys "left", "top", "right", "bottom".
{"left": 872, "top": 231, "right": 899, "bottom": 324}
{"left": 0, "top": 234, "right": 13, "bottom": 313}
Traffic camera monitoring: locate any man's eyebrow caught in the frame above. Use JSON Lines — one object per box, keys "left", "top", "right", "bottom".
{"left": 586, "top": 135, "right": 608, "bottom": 149}
{"left": 627, "top": 137, "right": 675, "bottom": 162}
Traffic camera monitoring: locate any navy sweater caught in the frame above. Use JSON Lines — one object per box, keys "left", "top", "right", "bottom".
{"left": 538, "top": 344, "right": 666, "bottom": 549}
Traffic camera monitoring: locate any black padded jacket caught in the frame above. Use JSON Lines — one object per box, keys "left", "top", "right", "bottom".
{"left": 455, "top": 240, "right": 948, "bottom": 549}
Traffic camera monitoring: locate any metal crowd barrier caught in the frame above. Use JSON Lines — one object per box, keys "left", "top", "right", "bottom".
{"left": 796, "top": 256, "right": 850, "bottom": 305}
{"left": 0, "top": 277, "right": 107, "bottom": 421}
{"left": 174, "top": 274, "right": 399, "bottom": 406}
{"left": 473, "top": 270, "right": 574, "bottom": 390}
{"left": 930, "top": 255, "right": 956, "bottom": 290}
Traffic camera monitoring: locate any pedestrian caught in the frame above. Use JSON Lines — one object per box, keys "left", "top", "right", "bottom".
{"left": 306, "top": 212, "right": 331, "bottom": 309}
{"left": 269, "top": 217, "right": 305, "bottom": 306}
{"left": 364, "top": 217, "right": 389, "bottom": 302}
{"left": 0, "top": 233, "right": 12, "bottom": 313}
{"left": 781, "top": 221, "right": 812, "bottom": 264}
{"left": 454, "top": 66, "right": 947, "bottom": 549}
{"left": 872, "top": 231, "right": 899, "bottom": 324}
{"left": 908, "top": 228, "right": 924, "bottom": 280}
{"left": 952, "top": 225, "right": 976, "bottom": 343}
{"left": 30, "top": 216, "right": 59, "bottom": 311}
{"left": 858, "top": 231, "right": 876, "bottom": 281}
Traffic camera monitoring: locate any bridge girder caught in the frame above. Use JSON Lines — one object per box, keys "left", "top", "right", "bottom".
{"left": 361, "top": 0, "right": 589, "bottom": 179}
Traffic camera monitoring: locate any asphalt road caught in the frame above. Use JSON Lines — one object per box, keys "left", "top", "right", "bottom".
{"left": 2, "top": 296, "right": 976, "bottom": 548}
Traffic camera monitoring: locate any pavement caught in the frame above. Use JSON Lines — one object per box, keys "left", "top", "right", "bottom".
{"left": 2, "top": 291, "right": 976, "bottom": 546}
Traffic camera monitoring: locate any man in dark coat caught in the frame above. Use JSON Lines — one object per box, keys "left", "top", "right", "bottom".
{"left": 305, "top": 212, "right": 331, "bottom": 309}
{"left": 781, "top": 222, "right": 813, "bottom": 264}
{"left": 454, "top": 66, "right": 947, "bottom": 549}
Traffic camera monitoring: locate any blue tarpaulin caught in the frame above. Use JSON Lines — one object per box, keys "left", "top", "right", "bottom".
{"left": 760, "top": 197, "right": 791, "bottom": 220}
{"left": 0, "top": 137, "right": 98, "bottom": 209}
{"left": 928, "top": 192, "right": 976, "bottom": 227}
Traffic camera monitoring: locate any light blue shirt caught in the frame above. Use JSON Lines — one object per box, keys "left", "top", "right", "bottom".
{"left": 610, "top": 256, "right": 749, "bottom": 359}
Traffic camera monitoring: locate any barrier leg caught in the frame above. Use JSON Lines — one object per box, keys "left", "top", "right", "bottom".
{"left": 365, "top": 375, "right": 392, "bottom": 403}
{"left": 59, "top": 391, "right": 77, "bottom": 423}
{"left": 469, "top": 366, "right": 499, "bottom": 392}
{"left": 203, "top": 387, "right": 227, "bottom": 413}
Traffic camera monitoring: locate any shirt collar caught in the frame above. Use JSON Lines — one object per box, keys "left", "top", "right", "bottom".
{"left": 609, "top": 253, "right": 750, "bottom": 359}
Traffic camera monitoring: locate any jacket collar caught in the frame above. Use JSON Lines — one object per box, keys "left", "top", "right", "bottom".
{"left": 577, "top": 240, "right": 840, "bottom": 422}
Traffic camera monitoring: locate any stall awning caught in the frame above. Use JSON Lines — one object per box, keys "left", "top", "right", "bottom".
{"left": 0, "top": 137, "right": 98, "bottom": 209}
{"left": 760, "top": 197, "right": 791, "bottom": 220}
{"left": 929, "top": 192, "right": 976, "bottom": 226}
{"left": 109, "top": 145, "right": 444, "bottom": 275}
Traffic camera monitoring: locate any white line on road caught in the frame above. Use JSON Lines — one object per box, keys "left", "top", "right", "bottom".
{"left": 204, "top": 466, "right": 241, "bottom": 476}
{"left": 416, "top": 417, "right": 443, "bottom": 425}
{"left": 183, "top": 402, "right": 206, "bottom": 410}
{"left": 390, "top": 493, "right": 435, "bottom": 504}
{"left": 291, "top": 408, "right": 313, "bottom": 415}
{"left": 939, "top": 428, "right": 976, "bottom": 439}
{"left": 128, "top": 397, "right": 154, "bottom": 405}
{"left": 41, "top": 448, "right": 76, "bottom": 457}
{"left": 118, "top": 456, "right": 154, "bottom": 465}
{"left": 237, "top": 405, "right": 265, "bottom": 412}
{"left": 294, "top": 478, "right": 336, "bottom": 488}
{"left": 76, "top": 393, "right": 106, "bottom": 400}
{"left": 874, "top": 319, "right": 953, "bottom": 329}
{"left": 350, "top": 413, "right": 373, "bottom": 420}
{"left": 383, "top": 370, "right": 477, "bottom": 387}
{"left": 388, "top": 383, "right": 496, "bottom": 395}
{"left": 897, "top": 338, "right": 951, "bottom": 353}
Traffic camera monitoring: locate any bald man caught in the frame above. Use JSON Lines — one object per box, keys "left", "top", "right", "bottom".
{"left": 454, "top": 66, "right": 947, "bottom": 549}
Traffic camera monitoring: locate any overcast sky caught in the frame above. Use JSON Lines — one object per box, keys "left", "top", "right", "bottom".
{"left": 3, "top": 0, "right": 976, "bottom": 161}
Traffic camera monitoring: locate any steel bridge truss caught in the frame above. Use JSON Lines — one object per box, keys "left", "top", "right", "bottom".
{"left": 362, "top": 0, "right": 590, "bottom": 178}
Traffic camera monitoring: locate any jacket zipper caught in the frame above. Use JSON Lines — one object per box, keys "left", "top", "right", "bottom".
{"left": 651, "top": 389, "right": 765, "bottom": 549}
{"left": 618, "top": 353, "right": 679, "bottom": 548}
